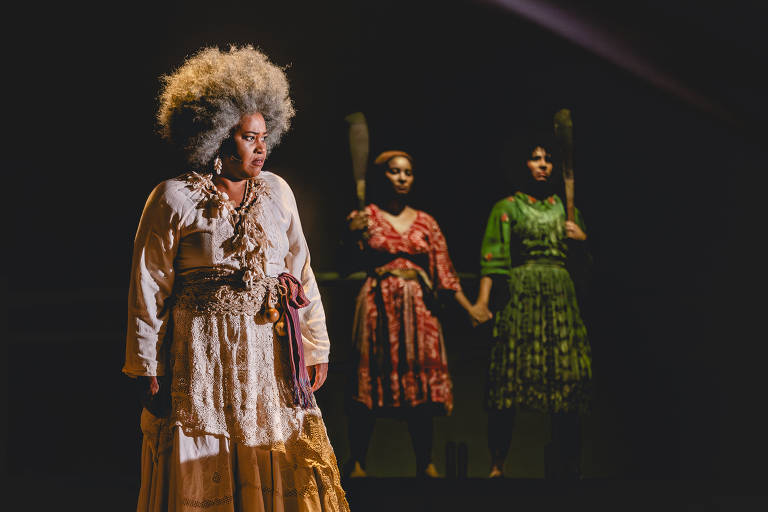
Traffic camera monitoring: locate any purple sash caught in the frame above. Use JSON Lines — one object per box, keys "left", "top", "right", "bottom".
{"left": 277, "top": 273, "right": 314, "bottom": 408}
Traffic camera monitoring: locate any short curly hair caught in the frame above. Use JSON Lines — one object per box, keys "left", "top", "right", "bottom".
{"left": 157, "top": 45, "right": 295, "bottom": 168}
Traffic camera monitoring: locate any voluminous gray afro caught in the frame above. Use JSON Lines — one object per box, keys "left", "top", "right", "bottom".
{"left": 157, "top": 45, "right": 295, "bottom": 168}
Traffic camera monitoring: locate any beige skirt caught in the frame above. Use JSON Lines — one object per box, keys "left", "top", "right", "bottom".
{"left": 138, "top": 409, "right": 347, "bottom": 512}
{"left": 137, "top": 273, "right": 348, "bottom": 511}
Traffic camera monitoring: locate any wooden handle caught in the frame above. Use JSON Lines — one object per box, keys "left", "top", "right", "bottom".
{"left": 346, "top": 112, "right": 369, "bottom": 209}
{"left": 564, "top": 176, "right": 575, "bottom": 222}
{"left": 554, "top": 108, "right": 575, "bottom": 222}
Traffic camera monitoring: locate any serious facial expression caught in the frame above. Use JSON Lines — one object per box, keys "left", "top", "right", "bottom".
{"left": 222, "top": 112, "right": 268, "bottom": 179}
{"left": 384, "top": 156, "right": 414, "bottom": 195}
{"left": 526, "top": 146, "right": 553, "bottom": 182}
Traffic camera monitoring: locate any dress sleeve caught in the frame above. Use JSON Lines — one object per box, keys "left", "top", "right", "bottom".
{"left": 428, "top": 216, "right": 462, "bottom": 292}
{"left": 480, "top": 201, "right": 512, "bottom": 277}
{"left": 123, "top": 182, "right": 183, "bottom": 377}
{"left": 281, "top": 180, "right": 331, "bottom": 366}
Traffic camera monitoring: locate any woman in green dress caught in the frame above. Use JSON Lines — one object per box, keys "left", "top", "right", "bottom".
{"left": 473, "top": 132, "right": 592, "bottom": 480}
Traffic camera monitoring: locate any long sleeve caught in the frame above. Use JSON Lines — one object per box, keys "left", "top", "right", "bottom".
{"left": 281, "top": 180, "right": 331, "bottom": 366}
{"left": 123, "top": 181, "right": 184, "bottom": 377}
{"left": 480, "top": 200, "right": 512, "bottom": 277}
{"left": 428, "top": 215, "right": 462, "bottom": 292}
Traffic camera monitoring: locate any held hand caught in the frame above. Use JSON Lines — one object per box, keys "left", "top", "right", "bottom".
{"left": 468, "top": 303, "right": 493, "bottom": 327}
{"left": 307, "top": 363, "right": 328, "bottom": 392}
{"left": 565, "top": 221, "right": 587, "bottom": 241}
{"left": 346, "top": 210, "right": 369, "bottom": 233}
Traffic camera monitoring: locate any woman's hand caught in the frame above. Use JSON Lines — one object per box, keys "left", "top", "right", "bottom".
{"left": 138, "top": 375, "right": 171, "bottom": 418}
{"left": 468, "top": 302, "right": 493, "bottom": 327}
{"left": 308, "top": 363, "right": 328, "bottom": 391}
{"left": 454, "top": 290, "right": 493, "bottom": 327}
{"left": 347, "top": 210, "right": 369, "bottom": 233}
{"left": 565, "top": 221, "right": 587, "bottom": 241}
{"left": 141, "top": 375, "right": 160, "bottom": 396}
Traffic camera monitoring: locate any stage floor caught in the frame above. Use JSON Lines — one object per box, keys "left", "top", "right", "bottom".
{"left": 8, "top": 474, "right": 766, "bottom": 511}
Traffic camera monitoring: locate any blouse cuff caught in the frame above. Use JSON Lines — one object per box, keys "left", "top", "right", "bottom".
{"left": 304, "top": 348, "right": 329, "bottom": 366}
{"left": 121, "top": 360, "right": 163, "bottom": 378}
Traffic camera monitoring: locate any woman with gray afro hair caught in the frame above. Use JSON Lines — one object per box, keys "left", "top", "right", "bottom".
{"left": 124, "top": 45, "right": 349, "bottom": 511}
{"left": 157, "top": 45, "right": 295, "bottom": 169}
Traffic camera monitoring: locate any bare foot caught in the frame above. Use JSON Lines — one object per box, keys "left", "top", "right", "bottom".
{"left": 349, "top": 461, "right": 367, "bottom": 478}
{"left": 489, "top": 465, "right": 503, "bottom": 478}
{"left": 423, "top": 463, "right": 440, "bottom": 478}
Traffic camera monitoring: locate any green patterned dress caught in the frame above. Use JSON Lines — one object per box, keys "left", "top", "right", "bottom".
{"left": 481, "top": 191, "right": 591, "bottom": 413}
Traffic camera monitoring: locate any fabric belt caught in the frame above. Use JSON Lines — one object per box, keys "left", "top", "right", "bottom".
{"left": 174, "top": 268, "right": 279, "bottom": 316}
{"left": 372, "top": 267, "right": 434, "bottom": 290}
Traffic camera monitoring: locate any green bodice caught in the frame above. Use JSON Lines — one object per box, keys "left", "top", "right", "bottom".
{"left": 480, "top": 192, "right": 586, "bottom": 275}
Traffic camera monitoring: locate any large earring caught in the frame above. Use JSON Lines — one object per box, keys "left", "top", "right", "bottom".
{"left": 213, "top": 156, "right": 223, "bottom": 175}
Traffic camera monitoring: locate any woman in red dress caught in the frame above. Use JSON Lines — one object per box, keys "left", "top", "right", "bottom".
{"left": 345, "top": 150, "right": 489, "bottom": 477}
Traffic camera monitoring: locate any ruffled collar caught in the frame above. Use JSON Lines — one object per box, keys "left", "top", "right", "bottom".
{"left": 185, "top": 172, "right": 272, "bottom": 288}
{"left": 515, "top": 190, "right": 557, "bottom": 206}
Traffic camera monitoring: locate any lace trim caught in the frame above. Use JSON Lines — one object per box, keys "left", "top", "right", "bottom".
{"left": 179, "top": 483, "right": 319, "bottom": 509}
{"left": 182, "top": 495, "right": 234, "bottom": 509}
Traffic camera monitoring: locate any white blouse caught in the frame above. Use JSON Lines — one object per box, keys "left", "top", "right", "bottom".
{"left": 123, "top": 171, "right": 330, "bottom": 377}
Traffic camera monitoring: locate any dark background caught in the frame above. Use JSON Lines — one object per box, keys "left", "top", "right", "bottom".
{"left": 4, "top": 0, "right": 768, "bottom": 509}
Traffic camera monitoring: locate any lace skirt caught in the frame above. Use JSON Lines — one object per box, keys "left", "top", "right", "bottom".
{"left": 137, "top": 272, "right": 348, "bottom": 511}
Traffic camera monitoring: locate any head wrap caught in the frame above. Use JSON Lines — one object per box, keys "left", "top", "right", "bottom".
{"left": 373, "top": 150, "right": 413, "bottom": 166}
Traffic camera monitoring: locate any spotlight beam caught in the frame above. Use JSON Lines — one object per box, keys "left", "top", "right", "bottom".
{"left": 484, "top": 0, "right": 737, "bottom": 125}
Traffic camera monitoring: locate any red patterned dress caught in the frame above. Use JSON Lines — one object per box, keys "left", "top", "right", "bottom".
{"left": 351, "top": 204, "right": 461, "bottom": 413}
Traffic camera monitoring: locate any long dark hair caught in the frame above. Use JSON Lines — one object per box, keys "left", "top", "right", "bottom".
{"left": 501, "top": 128, "right": 564, "bottom": 197}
